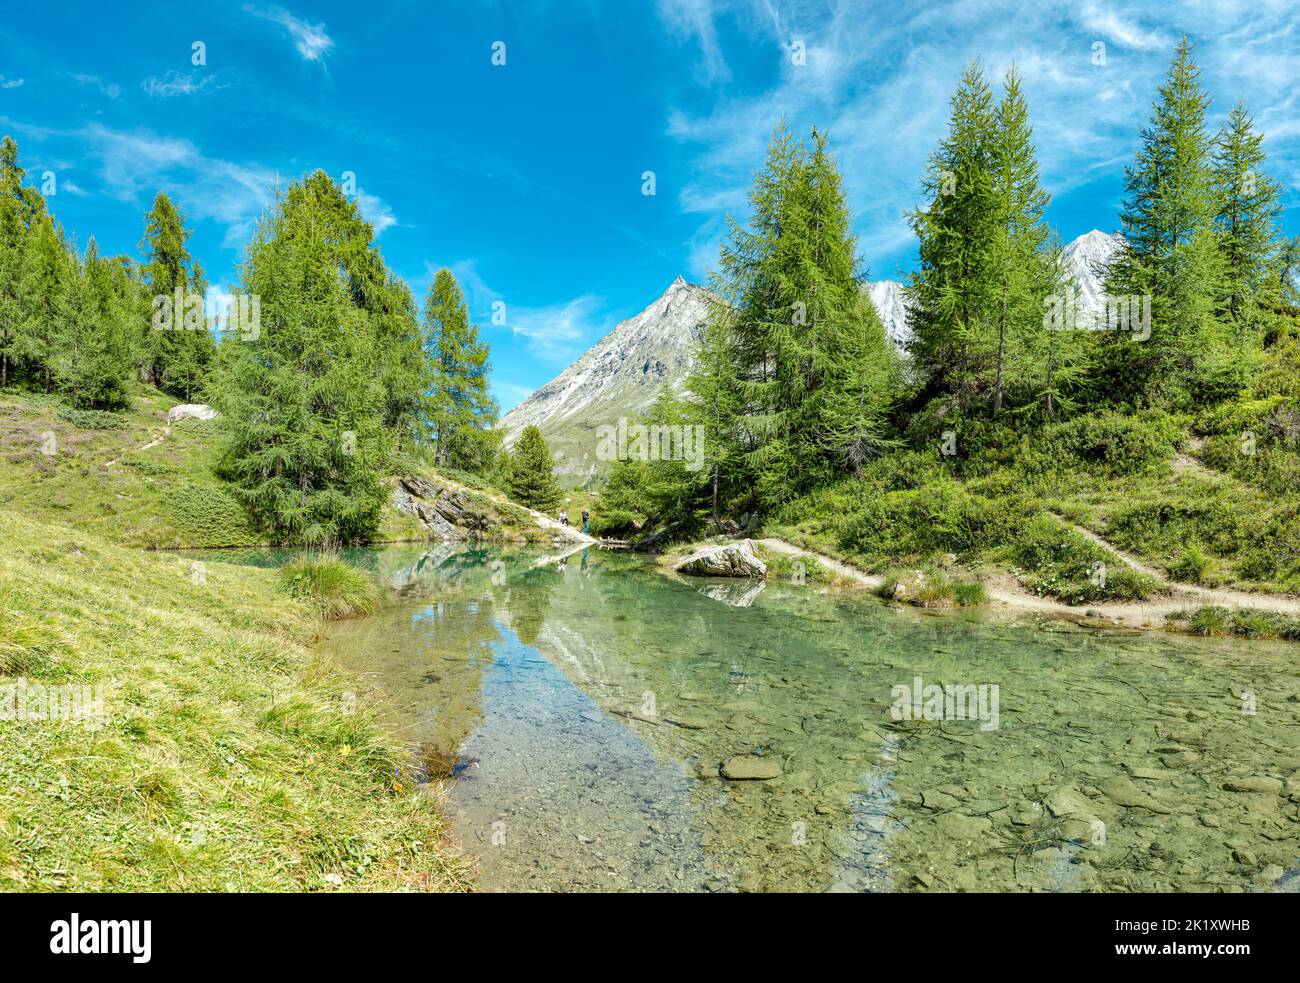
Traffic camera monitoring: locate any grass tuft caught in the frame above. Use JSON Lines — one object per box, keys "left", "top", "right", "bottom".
{"left": 279, "top": 556, "right": 381, "bottom": 620}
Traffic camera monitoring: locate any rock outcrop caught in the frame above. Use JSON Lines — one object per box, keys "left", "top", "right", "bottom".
{"left": 673, "top": 539, "right": 766, "bottom": 578}
{"left": 394, "top": 476, "right": 493, "bottom": 541}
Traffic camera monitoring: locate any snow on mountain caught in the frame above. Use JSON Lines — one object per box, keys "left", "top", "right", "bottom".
{"left": 499, "top": 230, "right": 1123, "bottom": 484}
{"left": 499, "top": 276, "right": 712, "bottom": 480}
{"left": 1063, "top": 229, "right": 1123, "bottom": 317}
{"left": 864, "top": 279, "right": 910, "bottom": 348}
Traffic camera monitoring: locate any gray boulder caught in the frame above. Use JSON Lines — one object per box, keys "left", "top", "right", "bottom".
{"left": 168, "top": 403, "right": 219, "bottom": 424}
{"left": 674, "top": 539, "right": 766, "bottom": 578}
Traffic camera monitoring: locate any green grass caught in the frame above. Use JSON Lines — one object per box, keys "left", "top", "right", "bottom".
{"left": 1166, "top": 605, "right": 1300, "bottom": 641}
{"left": 877, "top": 568, "right": 988, "bottom": 608}
{"left": 0, "top": 509, "right": 469, "bottom": 892}
{"left": 753, "top": 545, "right": 839, "bottom": 585}
{"left": 280, "top": 556, "right": 381, "bottom": 620}
{"left": 0, "top": 386, "right": 261, "bottom": 549}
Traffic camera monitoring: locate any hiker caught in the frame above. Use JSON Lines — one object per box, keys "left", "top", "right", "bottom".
{"left": 581, "top": 509, "right": 590, "bottom": 534}
{"left": 559, "top": 508, "right": 569, "bottom": 526}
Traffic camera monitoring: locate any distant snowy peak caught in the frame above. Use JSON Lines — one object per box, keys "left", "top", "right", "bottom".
{"left": 864, "top": 279, "right": 910, "bottom": 347}
{"left": 1063, "top": 229, "right": 1124, "bottom": 316}
{"left": 499, "top": 276, "right": 712, "bottom": 447}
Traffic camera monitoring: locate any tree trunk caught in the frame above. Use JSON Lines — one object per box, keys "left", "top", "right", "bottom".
{"left": 994, "top": 291, "right": 1007, "bottom": 414}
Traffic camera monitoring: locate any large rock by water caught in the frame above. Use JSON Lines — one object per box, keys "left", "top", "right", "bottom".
{"left": 674, "top": 539, "right": 766, "bottom": 578}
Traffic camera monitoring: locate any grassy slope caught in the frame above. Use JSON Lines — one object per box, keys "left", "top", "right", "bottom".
{"left": 0, "top": 386, "right": 258, "bottom": 549}
{"left": 0, "top": 385, "right": 470, "bottom": 891}
{"left": 766, "top": 405, "right": 1300, "bottom": 608}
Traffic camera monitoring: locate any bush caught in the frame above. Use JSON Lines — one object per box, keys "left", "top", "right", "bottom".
{"left": 1040, "top": 410, "right": 1181, "bottom": 477}
{"left": 590, "top": 508, "right": 641, "bottom": 537}
{"left": 163, "top": 484, "right": 257, "bottom": 547}
{"left": 279, "top": 555, "right": 380, "bottom": 620}
{"left": 1169, "top": 606, "right": 1300, "bottom": 642}
{"left": 55, "top": 405, "right": 129, "bottom": 430}
{"left": 1170, "top": 543, "right": 1210, "bottom": 584}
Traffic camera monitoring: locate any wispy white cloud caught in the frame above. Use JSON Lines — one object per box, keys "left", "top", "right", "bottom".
{"left": 658, "top": 0, "right": 731, "bottom": 81}
{"left": 1078, "top": 1, "right": 1169, "bottom": 52}
{"left": 662, "top": 0, "right": 1300, "bottom": 275}
{"left": 245, "top": 4, "right": 335, "bottom": 63}
{"left": 356, "top": 189, "right": 397, "bottom": 237}
{"left": 506, "top": 293, "right": 609, "bottom": 364}
{"left": 80, "top": 124, "right": 277, "bottom": 249}
{"left": 141, "top": 72, "right": 218, "bottom": 97}
{"left": 71, "top": 73, "right": 120, "bottom": 99}
{"left": 0, "top": 76, "right": 24, "bottom": 90}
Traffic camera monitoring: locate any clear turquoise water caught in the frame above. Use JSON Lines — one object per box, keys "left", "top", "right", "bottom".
{"left": 309, "top": 544, "right": 1300, "bottom": 892}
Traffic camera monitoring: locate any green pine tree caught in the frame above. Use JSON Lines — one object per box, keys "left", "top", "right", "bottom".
{"left": 506, "top": 425, "right": 562, "bottom": 512}
{"left": 213, "top": 172, "right": 393, "bottom": 545}
{"left": 0, "top": 135, "right": 44, "bottom": 388}
{"left": 1212, "top": 99, "right": 1282, "bottom": 356}
{"left": 141, "top": 192, "right": 214, "bottom": 399}
{"left": 15, "top": 212, "right": 69, "bottom": 394}
{"left": 424, "top": 268, "right": 498, "bottom": 470}
{"left": 56, "top": 239, "right": 133, "bottom": 410}
{"left": 1104, "top": 37, "right": 1226, "bottom": 406}
{"left": 907, "top": 62, "right": 999, "bottom": 411}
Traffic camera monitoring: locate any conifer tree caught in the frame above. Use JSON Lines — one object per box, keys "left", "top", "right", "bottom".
{"left": 987, "top": 66, "right": 1061, "bottom": 415}
{"left": 907, "top": 62, "right": 999, "bottom": 410}
{"left": 506, "top": 425, "right": 562, "bottom": 512}
{"left": 0, "top": 136, "right": 43, "bottom": 388}
{"left": 698, "top": 124, "right": 892, "bottom": 506}
{"left": 423, "top": 268, "right": 497, "bottom": 469}
{"left": 56, "top": 239, "right": 133, "bottom": 409}
{"left": 213, "top": 172, "right": 392, "bottom": 545}
{"left": 140, "top": 192, "right": 214, "bottom": 399}
{"left": 685, "top": 300, "right": 743, "bottom": 522}
{"left": 1212, "top": 100, "right": 1282, "bottom": 345}
{"left": 15, "top": 213, "right": 68, "bottom": 393}
{"left": 1105, "top": 37, "right": 1225, "bottom": 405}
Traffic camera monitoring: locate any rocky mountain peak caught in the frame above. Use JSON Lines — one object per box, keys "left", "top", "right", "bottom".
{"left": 499, "top": 230, "right": 1127, "bottom": 485}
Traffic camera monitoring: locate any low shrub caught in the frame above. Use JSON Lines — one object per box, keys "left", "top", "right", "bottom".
{"left": 1170, "top": 543, "right": 1211, "bottom": 584}
{"left": 55, "top": 406, "right": 129, "bottom": 430}
{"left": 1169, "top": 606, "right": 1300, "bottom": 642}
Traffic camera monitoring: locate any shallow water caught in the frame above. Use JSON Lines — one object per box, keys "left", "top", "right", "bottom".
{"left": 311, "top": 543, "right": 1300, "bottom": 892}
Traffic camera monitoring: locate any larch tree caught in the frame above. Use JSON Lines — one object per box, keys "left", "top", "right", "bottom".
{"left": 423, "top": 267, "right": 497, "bottom": 470}
{"left": 1104, "top": 37, "right": 1226, "bottom": 406}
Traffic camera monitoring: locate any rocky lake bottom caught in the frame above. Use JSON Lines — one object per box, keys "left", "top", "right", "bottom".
{"left": 307, "top": 544, "right": 1300, "bottom": 893}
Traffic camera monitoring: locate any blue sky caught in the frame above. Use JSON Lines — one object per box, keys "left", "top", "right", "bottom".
{"left": 2, "top": 1, "right": 1298, "bottom": 411}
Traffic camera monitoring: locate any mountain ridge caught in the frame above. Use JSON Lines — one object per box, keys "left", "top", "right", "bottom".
{"left": 500, "top": 230, "right": 1120, "bottom": 484}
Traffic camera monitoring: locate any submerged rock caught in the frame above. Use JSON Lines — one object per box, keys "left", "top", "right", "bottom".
{"left": 720, "top": 755, "right": 782, "bottom": 780}
{"left": 1223, "top": 777, "right": 1283, "bottom": 795}
{"left": 674, "top": 539, "right": 766, "bottom": 578}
